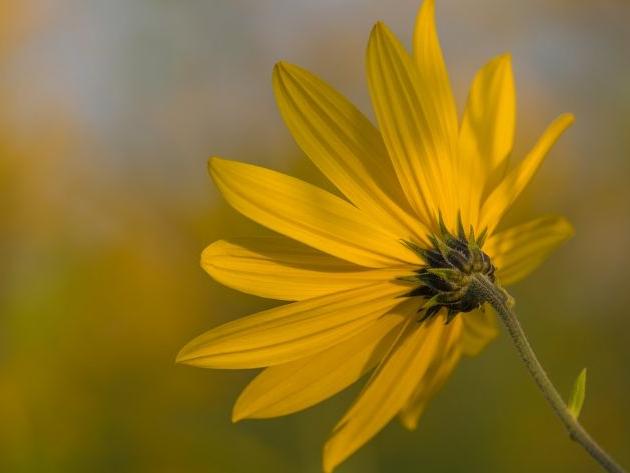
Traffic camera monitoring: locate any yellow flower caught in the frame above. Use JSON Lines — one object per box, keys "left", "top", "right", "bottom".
{"left": 177, "top": 1, "right": 574, "bottom": 470}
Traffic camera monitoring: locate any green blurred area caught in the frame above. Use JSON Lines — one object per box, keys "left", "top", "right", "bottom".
{"left": 1, "top": 1, "right": 629, "bottom": 472}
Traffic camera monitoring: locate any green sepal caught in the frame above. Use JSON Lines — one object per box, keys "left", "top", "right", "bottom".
{"left": 456, "top": 212, "right": 466, "bottom": 240}
{"left": 429, "top": 234, "right": 451, "bottom": 261}
{"left": 400, "top": 239, "right": 424, "bottom": 257}
{"left": 445, "top": 308, "right": 459, "bottom": 324}
{"left": 476, "top": 227, "right": 489, "bottom": 247}
{"left": 397, "top": 275, "right": 422, "bottom": 284}
{"left": 425, "top": 267, "right": 462, "bottom": 284}
{"left": 437, "top": 212, "right": 449, "bottom": 236}
{"left": 567, "top": 368, "right": 587, "bottom": 419}
{"left": 467, "top": 232, "right": 480, "bottom": 251}
{"left": 422, "top": 294, "right": 441, "bottom": 310}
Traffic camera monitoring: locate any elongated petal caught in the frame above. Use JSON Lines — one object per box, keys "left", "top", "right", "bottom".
{"left": 323, "top": 313, "right": 444, "bottom": 472}
{"left": 176, "top": 281, "right": 406, "bottom": 369}
{"left": 203, "top": 237, "right": 412, "bottom": 301}
{"left": 209, "top": 157, "right": 419, "bottom": 268}
{"left": 399, "top": 317, "right": 463, "bottom": 430}
{"left": 367, "top": 22, "right": 456, "bottom": 229}
{"left": 413, "top": 0, "right": 458, "bottom": 158}
{"left": 486, "top": 215, "right": 574, "bottom": 286}
{"left": 461, "top": 54, "right": 515, "bottom": 177}
{"left": 480, "top": 114, "right": 574, "bottom": 233}
{"left": 460, "top": 307, "right": 498, "bottom": 357}
{"left": 458, "top": 54, "right": 515, "bottom": 228}
{"left": 273, "top": 62, "right": 428, "bottom": 242}
{"left": 232, "top": 313, "right": 406, "bottom": 421}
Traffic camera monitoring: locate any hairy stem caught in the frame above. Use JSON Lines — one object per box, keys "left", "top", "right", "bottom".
{"left": 471, "top": 273, "right": 626, "bottom": 473}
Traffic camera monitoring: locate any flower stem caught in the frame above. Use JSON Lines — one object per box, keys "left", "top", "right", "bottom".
{"left": 471, "top": 273, "right": 626, "bottom": 473}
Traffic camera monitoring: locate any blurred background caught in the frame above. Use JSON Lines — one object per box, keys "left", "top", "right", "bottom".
{"left": 1, "top": 0, "right": 629, "bottom": 471}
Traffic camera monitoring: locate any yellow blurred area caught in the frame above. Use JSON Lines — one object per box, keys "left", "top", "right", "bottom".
{"left": 1, "top": 1, "right": 629, "bottom": 472}
{"left": 0, "top": 0, "right": 35, "bottom": 57}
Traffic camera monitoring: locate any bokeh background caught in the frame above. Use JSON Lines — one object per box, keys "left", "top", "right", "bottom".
{"left": 1, "top": 0, "right": 629, "bottom": 471}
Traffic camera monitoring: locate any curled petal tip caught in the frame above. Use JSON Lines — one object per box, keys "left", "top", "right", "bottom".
{"left": 175, "top": 346, "right": 191, "bottom": 365}
{"left": 175, "top": 338, "right": 207, "bottom": 366}
{"left": 558, "top": 112, "right": 576, "bottom": 127}
{"left": 496, "top": 52, "right": 512, "bottom": 64}
{"left": 322, "top": 448, "right": 336, "bottom": 473}
{"left": 231, "top": 407, "right": 246, "bottom": 423}
{"left": 372, "top": 20, "right": 387, "bottom": 35}
{"left": 207, "top": 156, "right": 223, "bottom": 172}
{"left": 273, "top": 60, "right": 288, "bottom": 73}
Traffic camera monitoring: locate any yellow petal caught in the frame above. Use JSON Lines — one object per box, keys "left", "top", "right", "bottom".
{"left": 366, "top": 22, "right": 456, "bottom": 229}
{"left": 460, "top": 307, "right": 498, "bottom": 357}
{"left": 480, "top": 113, "right": 574, "bottom": 233}
{"left": 486, "top": 215, "right": 574, "bottom": 286}
{"left": 458, "top": 54, "right": 515, "bottom": 228}
{"left": 461, "top": 54, "right": 516, "bottom": 177}
{"left": 273, "top": 62, "right": 428, "bottom": 243}
{"left": 413, "top": 0, "right": 458, "bottom": 160}
{"left": 209, "top": 157, "right": 420, "bottom": 268}
{"left": 176, "top": 281, "right": 406, "bottom": 369}
{"left": 323, "top": 312, "right": 444, "bottom": 472}
{"left": 203, "top": 237, "right": 412, "bottom": 301}
{"left": 232, "top": 313, "right": 406, "bottom": 421}
{"left": 399, "top": 317, "right": 463, "bottom": 430}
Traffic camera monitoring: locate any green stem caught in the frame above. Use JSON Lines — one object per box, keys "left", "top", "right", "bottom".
{"left": 471, "top": 274, "right": 626, "bottom": 473}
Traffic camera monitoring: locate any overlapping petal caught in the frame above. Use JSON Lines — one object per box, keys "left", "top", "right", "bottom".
{"left": 459, "top": 54, "right": 515, "bottom": 228}
{"left": 232, "top": 312, "right": 406, "bottom": 421}
{"left": 367, "top": 22, "right": 456, "bottom": 229}
{"left": 486, "top": 215, "right": 574, "bottom": 286}
{"left": 413, "top": 0, "right": 458, "bottom": 161}
{"left": 209, "top": 157, "right": 420, "bottom": 268}
{"left": 480, "top": 113, "right": 574, "bottom": 233}
{"left": 323, "top": 312, "right": 445, "bottom": 472}
{"left": 273, "top": 62, "right": 428, "bottom": 242}
{"left": 203, "top": 237, "right": 412, "bottom": 301}
{"left": 399, "top": 317, "right": 463, "bottom": 430}
{"left": 176, "top": 281, "right": 406, "bottom": 370}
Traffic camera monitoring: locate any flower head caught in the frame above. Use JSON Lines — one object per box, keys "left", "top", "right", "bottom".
{"left": 177, "top": 1, "right": 574, "bottom": 470}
